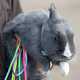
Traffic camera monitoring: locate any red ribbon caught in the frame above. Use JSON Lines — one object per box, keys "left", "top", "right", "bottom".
{"left": 22, "top": 48, "right": 27, "bottom": 80}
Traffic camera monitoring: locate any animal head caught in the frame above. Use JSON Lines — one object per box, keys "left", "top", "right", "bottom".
{"left": 2, "top": 4, "right": 75, "bottom": 76}
{"left": 41, "top": 4, "right": 75, "bottom": 75}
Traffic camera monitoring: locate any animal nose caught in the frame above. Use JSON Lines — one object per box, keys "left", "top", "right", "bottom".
{"left": 63, "top": 43, "right": 72, "bottom": 58}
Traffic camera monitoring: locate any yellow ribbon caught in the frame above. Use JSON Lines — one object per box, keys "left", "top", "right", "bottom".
{"left": 11, "top": 58, "right": 17, "bottom": 80}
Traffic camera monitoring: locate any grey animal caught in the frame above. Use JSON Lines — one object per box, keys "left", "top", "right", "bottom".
{"left": 2, "top": 4, "right": 75, "bottom": 80}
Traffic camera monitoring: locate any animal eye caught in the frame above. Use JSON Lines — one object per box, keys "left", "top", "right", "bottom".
{"left": 54, "top": 36, "right": 57, "bottom": 41}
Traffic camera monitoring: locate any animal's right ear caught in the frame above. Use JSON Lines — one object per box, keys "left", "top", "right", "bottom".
{"left": 2, "top": 16, "right": 21, "bottom": 40}
{"left": 2, "top": 20, "right": 17, "bottom": 34}
{"left": 2, "top": 13, "right": 23, "bottom": 34}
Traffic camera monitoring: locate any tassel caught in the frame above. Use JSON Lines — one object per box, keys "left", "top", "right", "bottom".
{"left": 4, "top": 43, "right": 20, "bottom": 80}
{"left": 22, "top": 48, "right": 27, "bottom": 80}
{"left": 11, "top": 58, "right": 17, "bottom": 80}
{"left": 18, "top": 52, "right": 21, "bottom": 80}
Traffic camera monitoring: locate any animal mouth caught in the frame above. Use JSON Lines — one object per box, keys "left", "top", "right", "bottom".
{"left": 59, "top": 62, "right": 70, "bottom": 76}
{"left": 41, "top": 42, "right": 75, "bottom": 76}
{"left": 50, "top": 56, "right": 71, "bottom": 76}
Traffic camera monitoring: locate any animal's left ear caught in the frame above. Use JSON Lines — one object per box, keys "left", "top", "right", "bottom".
{"left": 48, "top": 3, "right": 57, "bottom": 19}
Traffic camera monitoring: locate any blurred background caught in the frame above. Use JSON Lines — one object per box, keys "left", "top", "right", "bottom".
{"left": 19, "top": 0, "right": 80, "bottom": 80}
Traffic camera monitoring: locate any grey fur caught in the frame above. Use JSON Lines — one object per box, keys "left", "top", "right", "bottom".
{"left": 2, "top": 5, "right": 75, "bottom": 80}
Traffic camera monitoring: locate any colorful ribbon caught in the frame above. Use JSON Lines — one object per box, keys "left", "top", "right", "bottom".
{"left": 18, "top": 52, "right": 21, "bottom": 80}
{"left": 22, "top": 48, "right": 27, "bottom": 80}
{"left": 4, "top": 42, "right": 20, "bottom": 80}
{"left": 11, "top": 57, "right": 17, "bottom": 80}
{"left": 5, "top": 35, "right": 28, "bottom": 80}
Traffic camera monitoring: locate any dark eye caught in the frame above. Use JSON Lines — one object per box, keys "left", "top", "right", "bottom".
{"left": 54, "top": 36, "right": 57, "bottom": 41}
{"left": 53, "top": 32, "right": 59, "bottom": 41}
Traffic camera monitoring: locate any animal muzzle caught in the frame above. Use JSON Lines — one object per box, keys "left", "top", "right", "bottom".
{"left": 58, "top": 43, "right": 75, "bottom": 76}
{"left": 41, "top": 42, "right": 75, "bottom": 76}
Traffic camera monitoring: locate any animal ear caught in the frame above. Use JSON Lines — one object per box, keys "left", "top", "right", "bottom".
{"left": 48, "top": 3, "right": 56, "bottom": 19}
{"left": 2, "top": 14, "right": 23, "bottom": 34}
{"left": 2, "top": 20, "right": 17, "bottom": 34}
{"left": 2, "top": 16, "right": 22, "bottom": 40}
